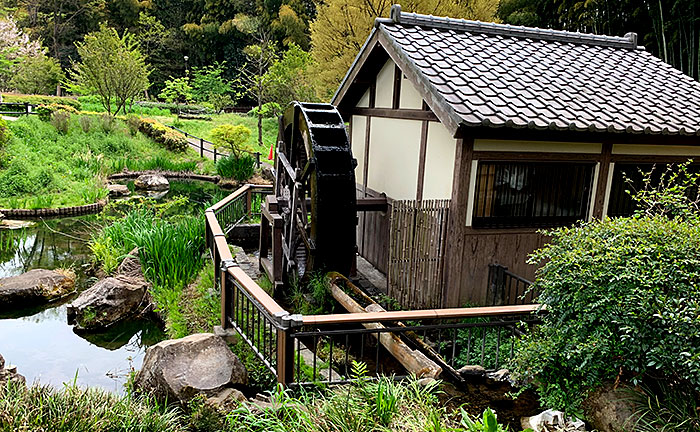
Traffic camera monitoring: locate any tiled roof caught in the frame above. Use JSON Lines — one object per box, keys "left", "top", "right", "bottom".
{"left": 351, "top": 5, "right": 700, "bottom": 136}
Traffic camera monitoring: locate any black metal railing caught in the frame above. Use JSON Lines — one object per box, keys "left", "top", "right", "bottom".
{"left": 167, "top": 125, "right": 262, "bottom": 166}
{"left": 487, "top": 264, "right": 536, "bottom": 306}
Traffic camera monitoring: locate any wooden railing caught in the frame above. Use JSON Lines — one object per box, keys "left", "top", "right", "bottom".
{"left": 167, "top": 125, "right": 262, "bottom": 165}
{"left": 487, "top": 264, "right": 537, "bottom": 306}
{"left": 0, "top": 102, "right": 34, "bottom": 116}
{"left": 206, "top": 184, "right": 543, "bottom": 386}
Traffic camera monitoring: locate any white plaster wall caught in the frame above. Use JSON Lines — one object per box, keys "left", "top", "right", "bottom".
{"left": 357, "top": 89, "right": 370, "bottom": 108}
{"left": 367, "top": 117, "right": 422, "bottom": 199}
{"left": 351, "top": 115, "right": 367, "bottom": 185}
{"left": 399, "top": 74, "right": 423, "bottom": 109}
{"left": 375, "top": 59, "right": 394, "bottom": 108}
{"left": 422, "top": 121, "right": 456, "bottom": 199}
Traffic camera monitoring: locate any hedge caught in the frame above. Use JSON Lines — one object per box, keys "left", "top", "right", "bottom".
{"left": 137, "top": 117, "right": 189, "bottom": 152}
{"left": 2, "top": 94, "right": 81, "bottom": 110}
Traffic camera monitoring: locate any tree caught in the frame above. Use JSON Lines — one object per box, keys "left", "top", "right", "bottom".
{"left": 265, "top": 42, "right": 318, "bottom": 107}
{"left": 310, "top": 0, "right": 499, "bottom": 100}
{"left": 159, "top": 76, "right": 193, "bottom": 106}
{"left": 235, "top": 14, "right": 277, "bottom": 148}
{"left": 191, "top": 62, "right": 234, "bottom": 103}
{"left": 69, "top": 25, "right": 149, "bottom": 115}
{"left": 210, "top": 124, "right": 251, "bottom": 157}
{"left": 0, "top": 16, "right": 43, "bottom": 90}
{"left": 10, "top": 52, "right": 65, "bottom": 94}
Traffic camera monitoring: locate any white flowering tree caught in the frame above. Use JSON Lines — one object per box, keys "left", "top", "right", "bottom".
{"left": 0, "top": 17, "right": 44, "bottom": 91}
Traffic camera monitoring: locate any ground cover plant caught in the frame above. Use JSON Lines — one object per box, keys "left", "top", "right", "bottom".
{"left": 0, "top": 115, "right": 209, "bottom": 209}
{"left": 510, "top": 163, "right": 700, "bottom": 417}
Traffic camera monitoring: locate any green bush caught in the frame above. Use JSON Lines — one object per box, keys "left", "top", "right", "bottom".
{"left": 510, "top": 215, "right": 700, "bottom": 412}
{"left": 1, "top": 93, "right": 81, "bottom": 110}
{"left": 78, "top": 115, "right": 93, "bottom": 132}
{"left": 216, "top": 154, "right": 255, "bottom": 181}
{"left": 36, "top": 103, "right": 79, "bottom": 120}
{"left": 0, "top": 117, "right": 10, "bottom": 149}
{"left": 138, "top": 117, "right": 188, "bottom": 152}
{"left": 134, "top": 100, "right": 212, "bottom": 114}
{"left": 50, "top": 110, "right": 71, "bottom": 134}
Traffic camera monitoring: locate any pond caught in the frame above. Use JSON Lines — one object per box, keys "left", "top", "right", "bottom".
{"left": 0, "top": 180, "right": 228, "bottom": 392}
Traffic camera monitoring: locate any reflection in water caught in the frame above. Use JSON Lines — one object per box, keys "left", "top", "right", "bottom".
{"left": 0, "top": 304, "right": 163, "bottom": 393}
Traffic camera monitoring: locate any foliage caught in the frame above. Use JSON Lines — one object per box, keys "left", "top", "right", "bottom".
{"left": 1, "top": 94, "right": 81, "bottom": 110}
{"left": 0, "top": 117, "right": 9, "bottom": 150}
{"left": 133, "top": 100, "right": 210, "bottom": 114}
{"left": 69, "top": 25, "right": 150, "bottom": 115}
{"left": 0, "top": 115, "right": 204, "bottom": 209}
{"left": 109, "top": 155, "right": 199, "bottom": 173}
{"left": 9, "top": 52, "right": 64, "bottom": 95}
{"left": 91, "top": 207, "right": 206, "bottom": 335}
{"left": 459, "top": 407, "right": 519, "bottom": 432}
{"left": 627, "top": 161, "right": 700, "bottom": 220}
{"left": 210, "top": 124, "right": 252, "bottom": 157}
{"left": 50, "top": 109, "right": 71, "bottom": 134}
{"left": 310, "top": 0, "right": 499, "bottom": 99}
{"left": 510, "top": 213, "right": 700, "bottom": 412}
{"left": 208, "top": 93, "right": 234, "bottom": 114}
{"left": 247, "top": 102, "right": 281, "bottom": 118}
{"left": 498, "top": 0, "right": 700, "bottom": 82}
{"left": 0, "top": 16, "right": 43, "bottom": 89}
{"left": 627, "top": 380, "right": 700, "bottom": 432}
{"left": 35, "top": 103, "right": 79, "bottom": 120}
{"left": 78, "top": 95, "right": 171, "bottom": 116}
{"left": 216, "top": 154, "right": 255, "bottom": 181}
{"left": 138, "top": 117, "right": 189, "bottom": 152}
{"left": 191, "top": 62, "right": 234, "bottom": 103}
{"left": 289, "top": 272, "right": 336, "bottom": 315}
{"left": 265, "top": 43, "right": 318, "bottom": 107}
{"left": 0, "top": 380, "right": 182, "bottom": 432}
{"left": 78, "top": 115, "right": 93, "bottom": 133}
{"left": 159, "top": 76, "right": 193, "bottom": 105}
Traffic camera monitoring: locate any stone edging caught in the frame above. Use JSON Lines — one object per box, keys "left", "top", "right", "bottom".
{"left": 0, "top": 201, "right": 106, "bottom": 219}
{"left": 108, "top": 170, "right": 220, "bottom": 183}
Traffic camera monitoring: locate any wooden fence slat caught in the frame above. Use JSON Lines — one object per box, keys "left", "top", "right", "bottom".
{"left": 388, "top": 199, "right": 450, "bottom": 309}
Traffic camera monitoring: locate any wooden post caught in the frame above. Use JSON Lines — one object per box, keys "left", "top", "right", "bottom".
{"left": 246, "top": 188, "right": 252, "bottom": 219}
{"left": 214, "top": 147, "right": 218, "bottom": 162}
{"left": 200, "top": 138, "right": 204, "bottom": 157}
{"left": 276, "top": 314, "right": 296, "bottom": 386}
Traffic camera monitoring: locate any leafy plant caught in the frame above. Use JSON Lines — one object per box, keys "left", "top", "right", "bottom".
{"left": 50, "top": 109, "right": 71, "bottom": 134}
{"left": 216, "top": 154, "right": 255, "bottom": 181}
{"left": 211, "top": 124, "right": 252, "bottom": 157}
{"left": 36, "top": 103, "right": 79, "bottom": 120}
{"left": 78, "top": 115, "right": 93, "bottom": 133}
{"left": 159, "top": 76, "right": 193, "bottom": 106}
{"left": 0, "top": 116, "right": 10, "bottom": 149}
{"left": 627, "top": 380, "right": 700, "bottom": 432}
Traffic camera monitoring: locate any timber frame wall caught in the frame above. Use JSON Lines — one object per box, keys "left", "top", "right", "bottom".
{"left": 342, "top": 52, "right": 700, "bottom": 307}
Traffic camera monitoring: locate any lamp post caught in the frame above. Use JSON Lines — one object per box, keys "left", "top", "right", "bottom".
{"left": 184, "top": 55, "right": 189, "bottom": 77}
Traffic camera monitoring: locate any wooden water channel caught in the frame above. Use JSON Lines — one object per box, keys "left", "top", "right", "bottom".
{"left": 206, "top": 184, "right": 542, "bottom": 386}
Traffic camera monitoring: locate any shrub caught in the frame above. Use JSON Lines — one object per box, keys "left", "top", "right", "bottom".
{"left": 1, "top": 93, "right": 81, "bottom": 110}
{"left": 510, "top": 215, "right": 700, "bottom": 412}
{"left": 35, "top": 103, "right": 79, "bottom": 120}
{"left": 78, "top": 115, "right": 93, "bottom": 133}
{"left": 247, "top": 102, "right": 282, "bottom": 119}
{"left": 125, "top": 114, "right": 141, "bottom": 136}
{"left": 100, "top": 113, "right": 116, "bottom": 133}
{"left": 211, "top": 124, "right": 252, "bottom": 157}
{"left": 133, "top": 100, "right": 212, "bottom": 114}
{"left": 0, "top": 117, "right": 10, "bottom": 149}
{"left": 137, "top": 117, "right": 188, "bottom": 152}
{"left": 216, "top": 154, "right": 255, "bottom": 181}
{"left": 50, "top": 110, "right": 71, "bottom": 134}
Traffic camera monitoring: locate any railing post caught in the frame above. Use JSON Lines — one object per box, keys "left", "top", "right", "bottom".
{"left": 246, "top": 188, "right": 252, "bottom": 219}
{"left": 276, "top": 314, "right": 301, "bottom": 386}
{"left": 220, "top": 259, "right": 237, "bottom": 329}
{"left": 214, "top": 147, "right": 217, "bottom": 163}
{"left": 200, "top": 138, "right": 204, "bottom": 157}
{"left": 488, "top": 264, "right": 507, "bottom": 306}
{"left": 256, "top": 152, "right": 261, "bottom": 168}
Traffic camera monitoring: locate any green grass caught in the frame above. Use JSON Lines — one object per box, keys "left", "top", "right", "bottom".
{"left": 77, "top": 95, "right": 172, "bottom": 116}
{"left": 166, "top": 113, "right": 278, "bottom": 157}
{"left": 0, "top": 115, "right": 212, "bottom": 209}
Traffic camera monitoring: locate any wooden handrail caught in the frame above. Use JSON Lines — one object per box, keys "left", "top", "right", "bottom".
{"left": 228, "top": 266, "right": 287, "bottom": 315}
{"left": 208, "top": 184, "right": 273, "bottom": 213}
{"left": 302, "top": 304, "right": 544, "bottom": 325}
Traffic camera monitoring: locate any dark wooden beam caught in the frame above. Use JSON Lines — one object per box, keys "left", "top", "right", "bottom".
{"left": 356, "top": 197, "right": 389, "bottom": 212}
{"left": 351, "top": 107, "right": 438, "bottom": 121}
{"left": 592, "top": 143, "right": 613, "bottom": 220}
{"left": 392, "top": 64, "right": 402, "bottom": 109}
{"left": 473, "top": 151, "right": 601, "bottom": 161}
{"left": 416, "top": 120, "right": 429, "bottom": 201}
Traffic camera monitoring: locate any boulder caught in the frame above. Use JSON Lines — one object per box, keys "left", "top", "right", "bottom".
{"left": 521, "top": 409, "right": 586, "bottom": 432}
{"left": 67, "top": 249, "right": 150, "bottom": 330}
{"left": 259, "top": 164, "right": 275, "bottom": 182}
{"left": 583, "top": 384, "right": 639, "bottom": 432}
{"left": 0, "top": 354, "right": 26, "bottom": 387}
{"left": 107, "top": 183, "right": 130, "bottom": 197}
{"left": 134, "top": 333, "right": 248, "bottom": 403}
{"left": 458, "top": 365, "right": 486, "bottom": 379}
{"left": 134, "top": 174, "right": 169, "bottom": 191}
{"left": 0, "top": 269, "right": 76, "bottom": 308}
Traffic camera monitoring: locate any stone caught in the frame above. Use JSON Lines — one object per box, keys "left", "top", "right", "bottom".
{"left": 0, "top": 269, "right": 76, "bottom": 308}
{"left": 214, "top": 325, "right": 239, "bottom": 344}
{"left": 458, "top": 365, "right": 486, "bottom": 378}
{"left": 206, "top": 387, "right": 247, "bottom": 411}
{"left": 486, "top": 368, "right": 511, "bottom": 382}
{"left": 67, "top": 249, "right": 150, "bottom": 330}
{"left": 259, "top": 164, "right": 275, "bottom": 182}
{"left": 583, "top": 384, "right": 639, "bottom": 432}
{"left": 134, "top": 333, "right": 248, "bottom": 404}
{"left": 0, "top": 354, "right": 26, "bottom": 387}
{"left": 107, "top": 183, "right": 130, "bottom": 197}
{"left": 521, "top": 409, "right": 586, "bottom": 432}
{"left": 134, "top": 174, "right": 169, "bottom": 191}
{"left": 0, "top": 219, "right": 36, "bottom": 230}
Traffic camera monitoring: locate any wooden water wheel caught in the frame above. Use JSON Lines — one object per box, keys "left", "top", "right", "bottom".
{"left": 273, "top": 102, "right": 357, "bottom": 283}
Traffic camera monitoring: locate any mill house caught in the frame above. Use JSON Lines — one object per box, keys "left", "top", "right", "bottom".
{"left": 333, "top": 5, "right": 700, "bottom": 308}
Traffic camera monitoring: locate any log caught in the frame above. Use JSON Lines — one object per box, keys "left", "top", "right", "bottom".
{"left": 328, "top": 281, "right": 442, "bottom": 379}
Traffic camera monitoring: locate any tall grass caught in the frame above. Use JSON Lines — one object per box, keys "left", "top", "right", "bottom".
{"left": 91, "top": 209, "right": 205, "bottom": 336}
{"left": 0, "top": 380, "right": 182, "bottom": 432}
{"left": 109, "top": 156, "right": 198, "bottom": 173}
